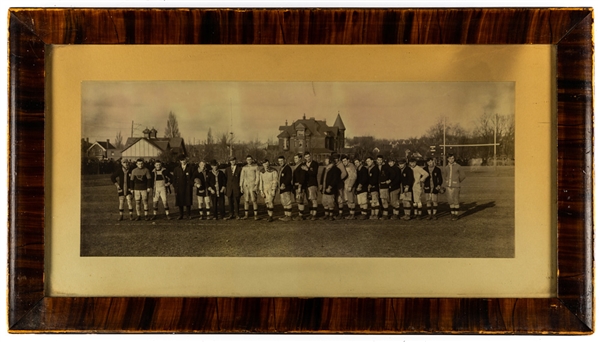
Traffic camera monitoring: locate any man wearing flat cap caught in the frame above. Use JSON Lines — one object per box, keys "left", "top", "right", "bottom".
{"left": 398, "top": 158, "right": 415, "bottom": 220}
{"left": 206, "top": 159, "right": 226, "bottom": 220}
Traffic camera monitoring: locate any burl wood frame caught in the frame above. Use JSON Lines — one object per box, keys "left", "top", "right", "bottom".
{"left": 8, "top": 8, "right": 593, "bottom": 333}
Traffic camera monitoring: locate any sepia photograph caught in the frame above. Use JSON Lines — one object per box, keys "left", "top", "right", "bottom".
{"left": 81, "top": 81, "right": 515, "bottom": 258}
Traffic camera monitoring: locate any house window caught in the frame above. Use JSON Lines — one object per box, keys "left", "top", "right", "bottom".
{"left": 283, "top": 138, "right": 289, "bottom": 151}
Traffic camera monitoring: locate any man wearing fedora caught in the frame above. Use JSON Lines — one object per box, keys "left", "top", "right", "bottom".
{"left": 172, "top": 154, "right": 195, "bottom": 219}
{"left": 225, "top": 156, "right": 242, "bottom": 220}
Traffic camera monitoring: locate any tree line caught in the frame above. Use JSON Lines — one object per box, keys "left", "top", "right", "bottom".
{"left": 347, "top": 113, "right": 514, "bottom": 165}
{"left": 88, "top": 111, "right": 514, "bottom": 170}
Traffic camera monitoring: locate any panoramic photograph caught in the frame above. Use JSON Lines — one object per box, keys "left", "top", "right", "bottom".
{"left": 80, "top": 81, "right": 515, "bottom": 258}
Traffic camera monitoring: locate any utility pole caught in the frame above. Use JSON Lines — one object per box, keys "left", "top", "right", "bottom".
{"left": 130, "top": 121, "right": 142, "bottom": 138}
{"left": 494, "top": 113, "right": 498, "bottom": 171}
{"left": 229, "top": 98, "right": 234, "bottom": 157}
{"left": 442, "top": 116, "right": 446, "bottom": 167}
{"left": 229, "top": 132, "right": 233, "bottom": 157}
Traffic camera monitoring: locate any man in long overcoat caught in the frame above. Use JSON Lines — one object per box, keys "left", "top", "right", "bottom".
{"left": 172, "top": 154, "right": 195, "bottom": 219}
{"left": 225, "top": 156, "right": 243, "bottom": 219}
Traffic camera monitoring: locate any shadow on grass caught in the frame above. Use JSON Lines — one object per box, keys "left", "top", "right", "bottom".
{"left": 459, "top": 201, "right": 496, "bottom": 218}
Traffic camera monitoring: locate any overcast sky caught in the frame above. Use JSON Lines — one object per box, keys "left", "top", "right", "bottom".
{"left": 82, "top": 81, "right": 514, "bottom": 144}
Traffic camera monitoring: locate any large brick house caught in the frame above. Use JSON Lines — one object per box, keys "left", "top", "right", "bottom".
{"left": 277, "top": 113, "right": 346, "bottom": 161}
{"left": 120, "top": 127, "right": 186, "bottom": 162}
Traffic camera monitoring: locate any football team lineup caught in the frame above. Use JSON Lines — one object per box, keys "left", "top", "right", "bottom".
{"left": 81, "top": 151, "right": 514, "bottom": 258}
{"left": 80, "top": 159, "right": 515, "bottom": 258}
{"left": 114, "top": 152, "right": 466, "bottom": 223}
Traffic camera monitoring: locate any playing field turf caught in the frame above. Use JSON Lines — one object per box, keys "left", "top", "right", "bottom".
{"left": 80, "top": 166, "right": 514, "bottom": 257}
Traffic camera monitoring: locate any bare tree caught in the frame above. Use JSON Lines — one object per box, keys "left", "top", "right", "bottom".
{"left": 426, "top": 117, "right": 446, "bottom": 143}
{"left": 217, "top": 132, "right": 229, "bottom": 161}
{"left": 204, "top": 127, "right": 215, "bottom": 161}
{"left": 471, "top": 112, "right": 514, "bottom": 159}
{"left": 348, "top": 136, "right": 376, "bottom": 161}
{"left": 115, "top": 131, "right": 124, "bottom": 149}
{"left": 164, "top": 111, "right": 181, "bottom": 138}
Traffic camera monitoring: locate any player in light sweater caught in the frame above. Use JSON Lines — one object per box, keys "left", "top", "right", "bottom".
{"left": 239, "top": 155, "right": 261, "bottom": 220}
{"left": 259, "top": 159, "right": 279, "bottom": 222}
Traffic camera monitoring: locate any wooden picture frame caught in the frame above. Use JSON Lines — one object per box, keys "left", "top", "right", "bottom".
{"left": 8, "top": 8, "right": 593, "bottom": 333}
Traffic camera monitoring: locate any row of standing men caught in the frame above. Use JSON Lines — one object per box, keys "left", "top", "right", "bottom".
{"left": 110, "top": 152, "right": 466, "bottom": 222}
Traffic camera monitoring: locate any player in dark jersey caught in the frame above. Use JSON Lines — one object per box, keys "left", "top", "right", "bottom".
{"left": 303, "top": 152, "right": 320, "bottom": 220}
{"left": 292, "top": 153, "right": 307, "bottom": 220}
{"left": 353, "top": 158, "right": 370, "bottom": 220}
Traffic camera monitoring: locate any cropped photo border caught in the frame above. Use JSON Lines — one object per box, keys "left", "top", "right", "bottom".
{"left": 8, "top": 8, "right": 593, "bottom": 333}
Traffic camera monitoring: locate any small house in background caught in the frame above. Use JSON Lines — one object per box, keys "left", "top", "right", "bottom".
{"left": 277, "top": 112, "right": 346, "bottom": 161}
{"left": 86, "top": 139, "right": 121, "bottom": 160}
{"left": 120, "top": 127, "right": 186, "bottom": 162}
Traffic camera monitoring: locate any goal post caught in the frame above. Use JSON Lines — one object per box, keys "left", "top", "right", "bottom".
{"left": 441, "top": 114, "right": 500, "bottom": 169}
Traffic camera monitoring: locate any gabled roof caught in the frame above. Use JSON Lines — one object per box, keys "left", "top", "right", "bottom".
{"left": 87, "top": 141, "right": 116, "bottom": 152}
{"left": 278, "top": 117, "right": 343, "bottom": 139}
{"left": 333, "top": 113, "right": 346, "bottom": 130}
{"left": 169, "top": 137, "right": 184, "bottom": 148}
{"left": 99, "top": 141, "right": 116, "bottom": 149}
{"left": 153, "top": 141, "right": 170, "bottom": 151}
{"left": 121, "top": 137, "right": 186, "bottom": 154}
{"left": 122, "top": 137, "right": 142, "bottom": 150}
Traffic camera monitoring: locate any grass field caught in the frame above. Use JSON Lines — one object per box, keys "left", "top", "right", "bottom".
{"left": 81, "top": 166, "right": 514, "bottom": 257}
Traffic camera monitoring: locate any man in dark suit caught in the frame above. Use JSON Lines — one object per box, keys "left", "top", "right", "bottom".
{"left": 172, "top": 154, "right": 195, "bottom": 219}
{"left": 225, "top": 156, "right": 242, "bottom": 220}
